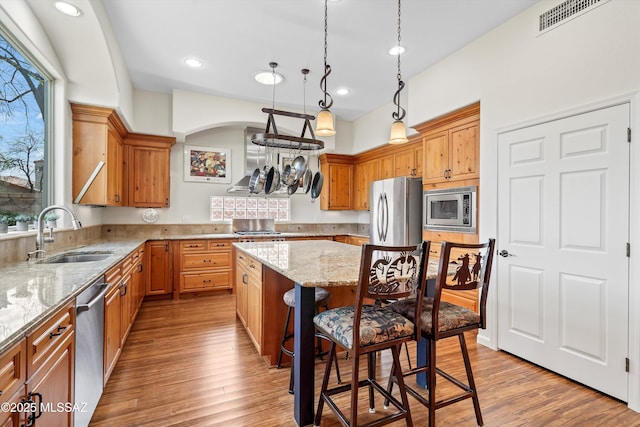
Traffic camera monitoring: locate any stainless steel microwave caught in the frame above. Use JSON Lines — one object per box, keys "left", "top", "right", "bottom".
{"left": 423, "top": 186, "right": 477, "bottom": 233}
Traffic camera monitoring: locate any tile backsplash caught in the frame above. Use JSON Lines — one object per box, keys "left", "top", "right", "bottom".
{"left": 210, "top": 196, "right": 289, "bottom": 221}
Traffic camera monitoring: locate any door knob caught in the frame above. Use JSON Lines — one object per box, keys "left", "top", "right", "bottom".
{"left": 499, "top": 250, "right": 513, "bottom": 257}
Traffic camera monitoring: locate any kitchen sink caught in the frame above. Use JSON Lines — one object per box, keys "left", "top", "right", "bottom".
{"left": 38, "top": 251, "right": 113, "bottom": 264}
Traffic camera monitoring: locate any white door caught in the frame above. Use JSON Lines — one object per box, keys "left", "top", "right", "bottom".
{"left": 497, "top": 103, "right": 630, "bottom": 401}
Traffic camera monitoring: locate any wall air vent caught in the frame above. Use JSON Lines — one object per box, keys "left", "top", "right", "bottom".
{"left": 539, "top": 0, "right": 610, "bottom": 33}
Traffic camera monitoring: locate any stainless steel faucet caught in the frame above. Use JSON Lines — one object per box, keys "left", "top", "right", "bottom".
{"left": 35, "top": 205, "right": 82, "bottom": 258}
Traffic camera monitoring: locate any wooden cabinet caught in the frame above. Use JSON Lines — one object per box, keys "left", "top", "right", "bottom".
{"left": 104, "top": 265, "right": 122, "bottom": 384}
{"left": 71, "top": 103, "right": 175, "bottom": 207}
{"left": 178, "top": 240, "right": 232, "bottom": 295}
{"left": 25, "top": 301, "right": 75, "bottom": 427}
{"left": 394, "top": 145, "right": 422, "bottom": 178}
{"left": 71, "top": 103, "right": 127, "bottom": 206}
{"left": 124, "top": 133, "right": 176, "bottom": 208}
{"left": 319, "top": 154, "right": 353, "bottom": 210}
{"left": 417, "top": 103, "right": 480, "bottom": 186}
{"left": 0, "top": 340, "right": 26, "bottom": 427}
{"left": 235, "top": 251, "right": 262, "bottom": 352}
{"left": 353, "top": 159, "right": 379, "bottom": 210}
{"left": 103, "top": 245, "right": 145, "bottom": 384}
{"left": 146, "top": 241, "right": 172, "bottom": 296}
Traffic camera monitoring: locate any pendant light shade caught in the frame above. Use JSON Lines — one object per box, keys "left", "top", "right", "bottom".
{"left": 316, "top": 0, "right": 336, "bottom": 137}
{"left": 316, "top": 108, "right": 336, "bottom": 136}
{"left": 389, "top": 0, "right": 408, "bottom": 145}
{"left": 389, "top": 120, "right": 408, "bottom": 144}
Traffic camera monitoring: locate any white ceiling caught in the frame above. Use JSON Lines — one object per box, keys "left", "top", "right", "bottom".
{"left": 59, "top": 0, "right": 539, "bottom": 122}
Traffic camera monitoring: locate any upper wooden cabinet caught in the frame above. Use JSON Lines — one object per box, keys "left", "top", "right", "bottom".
{"left": 71, "top": 103, "right": 127, "bottom": 206}
{"left": 320, "top": 154, "right": 353, "bottom": 210}
{"left": 416, "top": 102, "right": 480, "bottom": 186}
{"left": 124, "top": 133, "right": 176, "bottom": 208}
{"left": 71, "top": 103, "right": 176, "bottom": 207}
{"left": 353, "top": 159, "right": 379, "bottom": 210}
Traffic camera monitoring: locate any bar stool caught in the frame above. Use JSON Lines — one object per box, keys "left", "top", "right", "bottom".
{"left": 277, "top": 287, "right": 341, "bottom": 394}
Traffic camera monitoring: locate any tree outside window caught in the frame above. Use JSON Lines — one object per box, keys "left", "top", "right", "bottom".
{"left": 0, "top": 32, "right": 47, "bottom": 227}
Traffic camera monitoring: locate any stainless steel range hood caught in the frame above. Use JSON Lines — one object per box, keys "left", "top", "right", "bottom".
{"left": 226, "top": 127, "right": 265, "bottom": 193}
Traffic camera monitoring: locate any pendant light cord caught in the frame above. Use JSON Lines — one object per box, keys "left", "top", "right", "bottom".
{"left": 319, "top": 0, "right": 333, "bottom": 110}
{"left": 392, "top": 0, "right": 406, "bottom": 121}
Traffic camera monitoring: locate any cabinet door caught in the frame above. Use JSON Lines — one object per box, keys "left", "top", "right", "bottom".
{"left": 393, "top": 148, "right": 415, "bottom": 177}
{"left": 353, "top": 160, "right": 379, "bottom": 211}
{"left": 324, "top": 163, "right": 352, "bottom": 210}
{"left": 0, "top": 387, "right": 26, "bottom": 427}
{"left": 448, "top": 121, "right": 479, "bottom": 181}
{"left": 27, "top": 332, "right": 74, "bottom": 427}
{"left": 120, "top": 271, "right": 133, "bottom": 346}
{"left": 414, "top": 145, "right": 423, "bottom": 177}
{"left": 104, "top": 286, "right": 121, "bottom": 384}
{"left": 235, "top": 254, "right": 249, "bottom": 326}
{"left": 106, "top": 128, "right": 124, "bottom": 206}
{"left": 127, "top": 146, "right": 170, "bottom": 207}
{"left": 146, "top": 241, "right": 171, "bottom": 296}
{"left": 423, "top": 131, "right": 449, "bottom": 184}
{"left": 379, "top": 157, "right": 394, "bottom": 179}
{"left": 247, "top": 273, "right": 262, "bottom": 349}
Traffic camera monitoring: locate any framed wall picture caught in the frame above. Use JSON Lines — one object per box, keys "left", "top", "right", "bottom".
{"left": 184, "top": 145, "right": 231, "bottom": 183}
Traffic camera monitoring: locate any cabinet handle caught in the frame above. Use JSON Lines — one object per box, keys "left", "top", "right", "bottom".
{"left": 120, "top": 283, "right": 127, "bottom": 296}
{"left": 115, "top": 194, "right": 120, "bottom": 203}
{"left": 249, "top": 264, "right": 255, "bottom": 269}
{"left": 242, "top": 273, "right": 248, "bottom": 284}
{"left": 239, "top": 255, "right": 245, "bottom": 260}
{"left": 138, "top": 264, "right": 143, "bottom": 272}
{"left": 27, "top": 391, "right": 43, "bottom": 425}
{"left": 165, "top": 198, "right": 169, "bottom": 206}
{"left": 49, "top": 324, "right": 66, "bottom": 339}
{"left": 203, "top": 259, "right": 212, "bottom": 263}
{"left": 202, "top": 279, "right": 212, "bottom": 284}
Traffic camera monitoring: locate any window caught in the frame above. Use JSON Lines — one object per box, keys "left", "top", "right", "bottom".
{"left": 0, "top": 30, "right": 49, "bottom": 230}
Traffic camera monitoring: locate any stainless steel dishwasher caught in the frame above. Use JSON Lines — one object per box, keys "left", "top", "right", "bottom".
{"left": 74, "top": 276, "right": 108, "bottom": 427}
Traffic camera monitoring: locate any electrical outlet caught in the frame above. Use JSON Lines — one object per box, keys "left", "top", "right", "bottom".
{"left": 182, "top": 215, "right": 192, "bottom": 223}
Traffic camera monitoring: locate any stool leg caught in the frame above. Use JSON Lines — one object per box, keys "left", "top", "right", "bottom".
{"left": 277, "top": 305, "right": 293, "bottom": 369}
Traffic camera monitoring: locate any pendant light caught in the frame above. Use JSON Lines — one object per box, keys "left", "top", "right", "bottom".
{"left": 389, "top": 0, "right": 409, "bottom": 144}
{"left": 316, "top": 0, "right": 336, "bottom": 137}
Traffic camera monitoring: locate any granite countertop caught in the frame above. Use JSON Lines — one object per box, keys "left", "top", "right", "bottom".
{"left": 0, "top": 231, "right": 369, "bottom": 355}
{"left": 0, "top": 240, "right": 144, "bottom": 353}
{"left": 234, "top": 239, "right": 441, "bottom": 289}
{"left": 234, "top": 240, "right": 363, "bottom": 287}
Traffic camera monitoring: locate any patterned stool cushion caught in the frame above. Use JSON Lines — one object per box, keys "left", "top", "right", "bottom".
{"left": 387, "top": 297, "right": 480, "bottom": 335}
{"left": 313, "top": 304, "right": 414, "bottom": 350}
{"left": 283, "top": 287, "right": 331, "bottom": 307}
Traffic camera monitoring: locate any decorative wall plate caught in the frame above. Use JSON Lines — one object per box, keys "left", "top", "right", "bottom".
{"left": 141, "top": 208, "right": 159, "bottom": 224}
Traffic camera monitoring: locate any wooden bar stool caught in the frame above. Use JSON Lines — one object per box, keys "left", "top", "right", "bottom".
{"left": 277, "top": 287, "right": 341, "bottom": 394}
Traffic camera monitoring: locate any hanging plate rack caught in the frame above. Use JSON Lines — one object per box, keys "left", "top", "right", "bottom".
{"left": 251, "top": 108, "right": 325, "bottom": 151}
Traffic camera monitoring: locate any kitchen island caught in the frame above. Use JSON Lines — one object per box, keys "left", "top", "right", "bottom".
{"left": 234, "top": 239, "right": 362, "bottom": 426}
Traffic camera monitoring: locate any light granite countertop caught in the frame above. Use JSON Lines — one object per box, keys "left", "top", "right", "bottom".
{"left": 0, "top": 240, "right": 144, "bottom": 354}
{"left": 234, "top": 239, "right": 441, "bottom": 288}
{"left": 234, "top": 240, "right": 364, "bottom": 287}
{"left": 0, "top": 232, "right": 369, "bottom": 354}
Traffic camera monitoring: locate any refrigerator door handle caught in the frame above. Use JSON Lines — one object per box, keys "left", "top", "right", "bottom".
{"left": 377, "top": 193, "right": 384, "bottom": 242}
{"left": 382, "top": 193, "right": 389, "bottom": 242}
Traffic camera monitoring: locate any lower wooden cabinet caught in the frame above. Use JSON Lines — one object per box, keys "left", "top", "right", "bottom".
{"left": 235, "top": 250, "right": 262, "bottom": 351}
{"left": 103, "top": 278, "right": 121, "bottom": 385}
{"left": 178, "top": 240, "right": 232, "bottom": 296}
{"left": 0, "top": 340, "right": 26, "bottom": 427}
{"left": 146, "top": 241, "right": 172, "bottom": 296}
{"left": 0, "top": 386, "right": 26, "bottom": 427}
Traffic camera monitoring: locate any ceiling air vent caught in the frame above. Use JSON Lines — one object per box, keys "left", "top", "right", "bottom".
{"left": 539, "top": 0, "right": 609, "bottom": 32}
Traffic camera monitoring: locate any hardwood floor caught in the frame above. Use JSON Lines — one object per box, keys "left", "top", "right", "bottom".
{"left": 91, "top": 295, "right": 639, "bottom": 426}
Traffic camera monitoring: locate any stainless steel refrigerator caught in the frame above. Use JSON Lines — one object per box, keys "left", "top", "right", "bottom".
{"left": 369, "top": 176, "right": 423, "bottom": 246}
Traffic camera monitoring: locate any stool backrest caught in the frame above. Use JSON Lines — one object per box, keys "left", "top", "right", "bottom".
{"left": 355, "top": 241, "right": 431, "bottom": 342}
{"left": 433, "top": 239, "right": 496, "bottom": 332}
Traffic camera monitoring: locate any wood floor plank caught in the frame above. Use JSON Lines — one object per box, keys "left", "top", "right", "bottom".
{"left": 91, "top": 295, "right": 640, "bottom": 426}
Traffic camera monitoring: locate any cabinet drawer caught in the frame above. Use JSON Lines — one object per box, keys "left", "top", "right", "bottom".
{"left": 208, "top": 240, "right": 231, "bottom": 250}
{"left": 182, "top": 252, "right": 231, "bottom": 270}
{"left": 105, "top": 264, "right": 122, "bottom": 288}
{"left": 180, "top": 241, "right": 206, "bottom": 251}
{"left": 26, "top": 302, "right": 75, "bottom": 378}
{"left": 0, "top": 340, "right": 26, "bottom": 403}
{"left": 245, "top": 257, "right": 262, "bottom": 280}
{"left": 181, "top": 271, "right": 231, "bottom": 291}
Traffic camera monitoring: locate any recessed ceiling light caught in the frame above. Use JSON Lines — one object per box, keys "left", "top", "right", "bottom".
{"left": 254, "top": 71, "right": 284, "bottom": 85}
{"left": 388, "top": 45, "right": 406, "bottom": 56}
{"left": 184, "top": 58, "right": 203, "bottom": 68}
{"left": 53, "top": 1, "right": 82, "bottom": 17}
{"left": 336, "top": 88, "right": 350, "bottom": 96}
